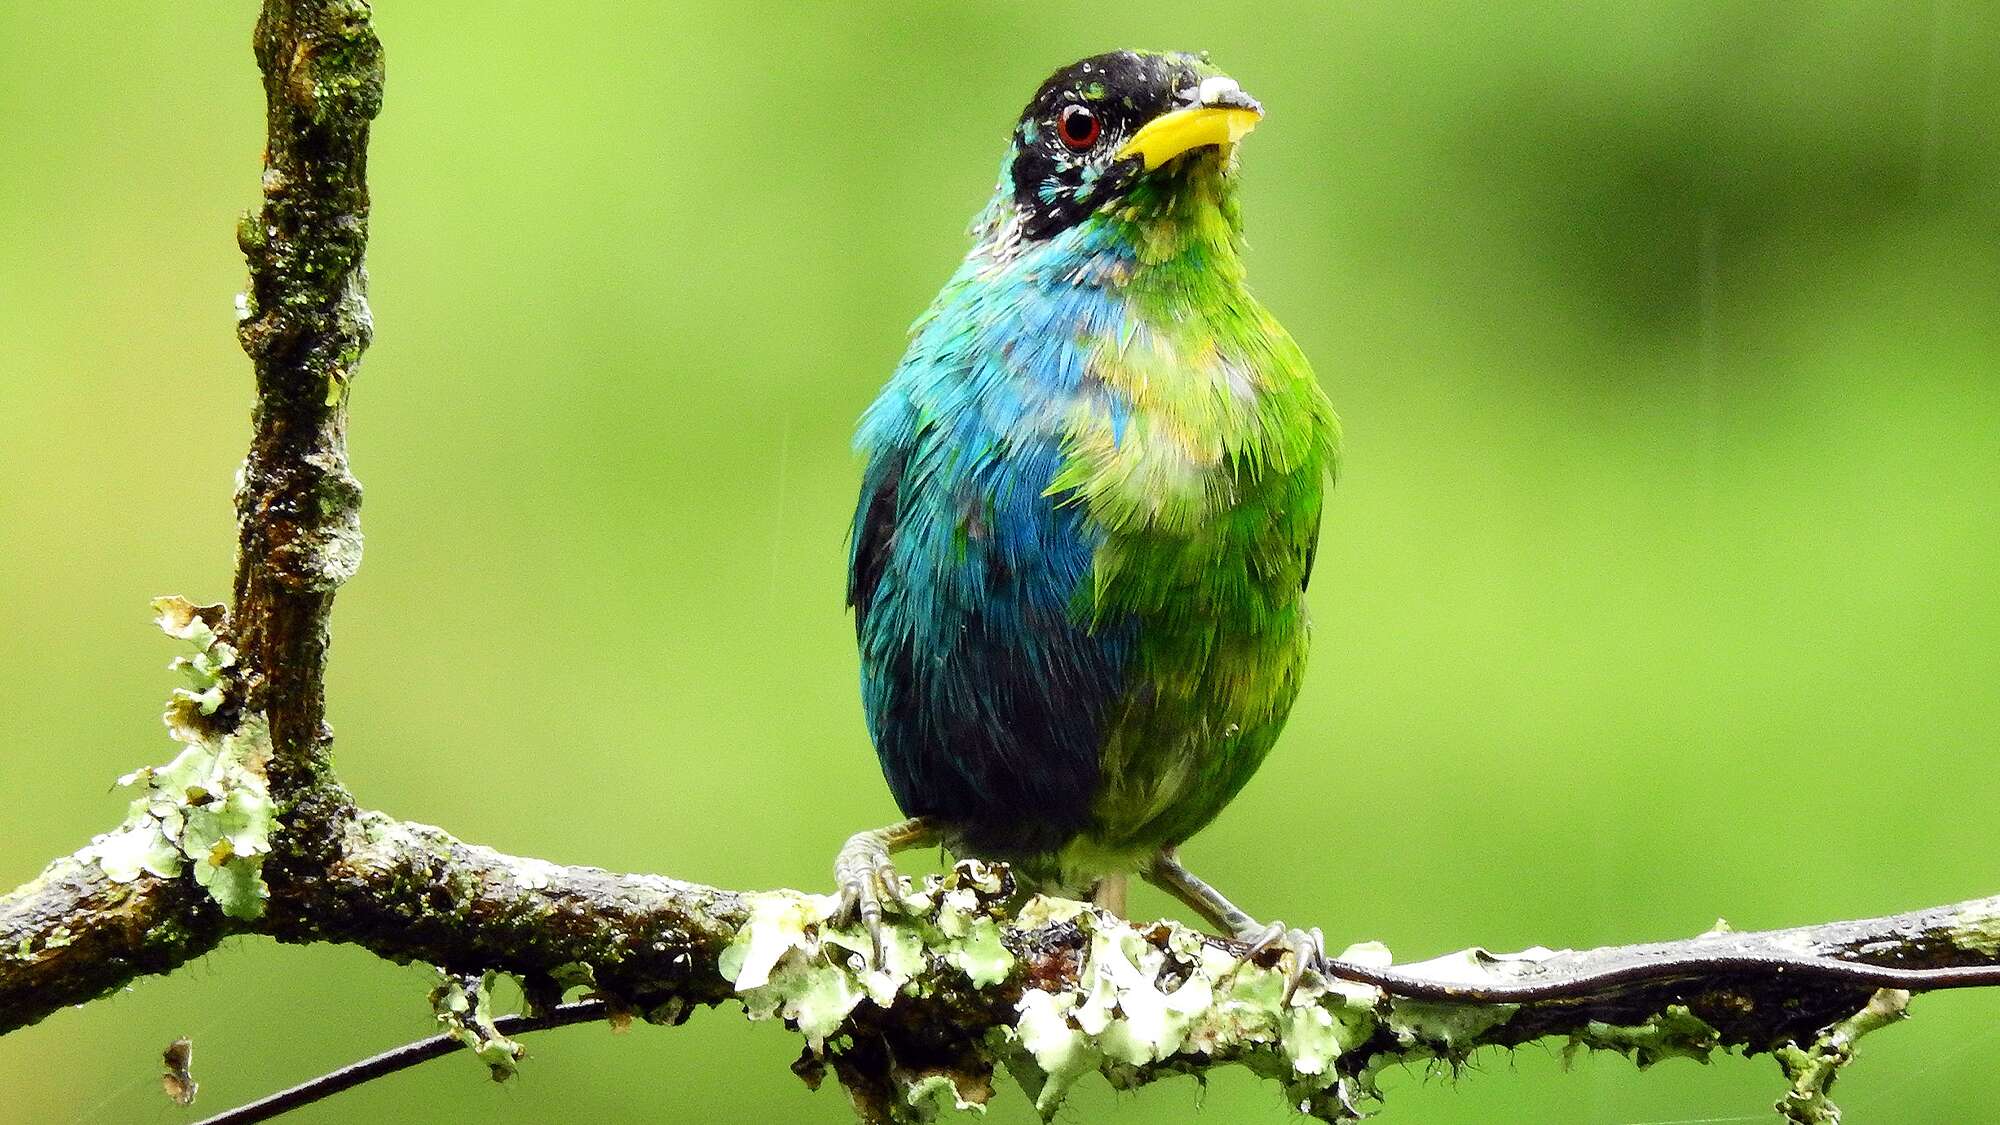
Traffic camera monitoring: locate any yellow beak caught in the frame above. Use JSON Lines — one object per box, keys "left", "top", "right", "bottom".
{"left": 1116, "top": 105, "right": 1263, "bottom": 171}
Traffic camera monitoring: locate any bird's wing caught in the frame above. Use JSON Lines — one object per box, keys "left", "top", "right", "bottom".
{"left": 1300, "top": 499, "right": 1322, "bottom": 593}
{"left": 848, "top": 429, "right": 1131, "bottom": 859}
{"left": 847, "top": 451, "right": 903, "bottom": 627}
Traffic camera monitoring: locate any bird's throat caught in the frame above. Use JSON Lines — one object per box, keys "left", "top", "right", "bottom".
{"left": 976, "top": 151, "right": 1246, "bottom": 290}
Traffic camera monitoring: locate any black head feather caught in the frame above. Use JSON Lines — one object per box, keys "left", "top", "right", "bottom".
{"left": 1006, "top": 50, "right": 1219, "bottom": 240}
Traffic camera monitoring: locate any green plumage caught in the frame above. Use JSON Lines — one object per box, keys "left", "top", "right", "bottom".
{"left": 1046, "top": 147, "right": 1339, "bottom": 881}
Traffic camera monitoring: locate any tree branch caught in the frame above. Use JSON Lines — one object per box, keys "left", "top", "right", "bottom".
{"left": 3, "top": 3, "right": 1998, "bottom": 1124}
{"left": 0, "top": 848, "right": 228, "bottom": 1031}
{"left": 10, "top": 800, "right": 2000, "bottom": 1122}
{"left": 230, "top": 0, "right": 378, "bottom": 844}
{"left": 263, "top": 812, "right": 749, "bottom": 1010}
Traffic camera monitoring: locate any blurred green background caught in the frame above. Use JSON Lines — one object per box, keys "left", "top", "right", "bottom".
{"left": 3, "top": 2, "right": 1997, "bottom": 1122}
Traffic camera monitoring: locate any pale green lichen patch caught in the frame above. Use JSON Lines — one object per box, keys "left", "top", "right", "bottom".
{"left": 720, "top": 863, "right": 1012, "bottom": 1051}
{"left": 431, "top": 970, "right": 526, "bottom": 1081}
{"left": 1010, "top": 986, "right": 1102, "bottom": 1112}
{"left": 89, "top": 821, "right": 186, "bottom": 884}
{"left": 1774, "top": 988, "right": 1909, "bottom": 1125}
{"left": 720, "top": 872, "right": 1817, "bottom": 1124}
{"left": 81, "top": 603, "right": 274, "bottom": 919}
{"left": 902, "top": 1071, "right": 992, "bottom": 1119}
{"left": 1012, "top": 894, "right": 1090, "bottom": 928}
{"left": 718, "top": 874, "right": 1410, "bottom": 1122}
{"left": 152, "top": 596, "right": 237, "bottom": 733}
{"left": 999, "top": 913, "right": 1383, "bottom": 1120}
{"left": 1565, "top": 1004, "right": 1721, "bottom": 1069}
{"left": 933, "top": 885, "right": 1013, "bottom": 988}
{"left": 86, "top": 716, "right": 275, "bottom": 920}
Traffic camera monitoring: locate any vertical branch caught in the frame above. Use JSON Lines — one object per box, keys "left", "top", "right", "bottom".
{"left": 228, "top": 0, "right": 382, "bottom": 833}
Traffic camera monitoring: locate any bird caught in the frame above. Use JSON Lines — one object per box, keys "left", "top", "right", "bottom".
{"left": 839, "top": 49, "right": 1340, "bottom": 987}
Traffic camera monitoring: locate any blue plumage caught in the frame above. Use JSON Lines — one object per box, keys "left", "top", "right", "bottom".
{"left": 849, "top": 253, "right": 1135, "bottom": 859}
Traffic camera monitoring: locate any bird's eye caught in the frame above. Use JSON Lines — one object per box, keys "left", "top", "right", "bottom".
{"left": 1057, "top": 104, "right": 1101, "bottom": 151}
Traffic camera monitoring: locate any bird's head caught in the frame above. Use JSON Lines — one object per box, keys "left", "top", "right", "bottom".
{"left": 991, "top": 50, "right": 1263, "bottom": 245}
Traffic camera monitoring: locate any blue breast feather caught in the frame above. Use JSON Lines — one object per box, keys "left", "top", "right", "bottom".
{"left": 849, "top": 252, "right": 1137, "bottom": 858}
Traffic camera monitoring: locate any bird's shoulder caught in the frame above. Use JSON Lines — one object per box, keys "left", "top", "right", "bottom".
{"left": 1046, "top": 292, "right": 1336, "bottom": 531}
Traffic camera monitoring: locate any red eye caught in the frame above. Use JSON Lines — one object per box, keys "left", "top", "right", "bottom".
{"left": 1057, "top": 104, "right": 1100, "bottom": 151}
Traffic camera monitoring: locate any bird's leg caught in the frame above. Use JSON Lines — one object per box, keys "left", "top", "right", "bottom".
{"left": 1143, "top": 846, "right": 1326, "bottom": 1002}
{"left": 1091, "top": 873, "right": 1130, "bottom": 918}
{"left": 832, "top": 817, "right": 938, "bottom": 963}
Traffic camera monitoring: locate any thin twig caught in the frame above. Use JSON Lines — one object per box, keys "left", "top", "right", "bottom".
{"left": 1314, "top": 950, "right": 2000, "bottom": 1004}
{"left": 191, "top": 1001, "right": 609, "bottom": 1125}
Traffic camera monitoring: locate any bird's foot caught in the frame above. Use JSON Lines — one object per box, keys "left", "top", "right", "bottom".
{"left": 831, "top": 834, "right": 901, "bottom": 962}
{"left": 1142, "top": 846, "right": 1328, "bottom": 1002}
{"left": 830, "top": 818, "right": 936, "bottom": 965}
{"left": 1231, "top": 920, "right": 1329, "bottom": 1004}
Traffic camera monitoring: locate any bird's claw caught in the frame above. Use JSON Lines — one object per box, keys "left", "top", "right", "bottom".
{"left": 832, "top": 833, "right": 906, "bottom": 966}
{"left": 1233, "top": 921, "right": 1328, "bottom": 1003}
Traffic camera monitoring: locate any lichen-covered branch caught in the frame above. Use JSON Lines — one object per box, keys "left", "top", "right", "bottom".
{"left": 0, "top": 846, "right": 227, "bottom": 1034}
{"left": 3, "top": 2, "right": 2000, "bottom": 1123}
{"left": 2, "top": 0, "right": 381, "bottom": 1042}
{"left": 695, "top": 878, "right": 2000, "bottom": 1122}
{"left": 13, "top": 791, "right": 1997, "bottom": 1120}
{"left": 229, "top": 0, "right": 379, "bottom": 817}
{"left": 264, "top": 811, "right": 750, "bottom": 1015}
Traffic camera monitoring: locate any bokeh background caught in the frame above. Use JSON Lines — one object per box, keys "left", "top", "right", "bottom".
{"left": 4, "top": 3, "right": 1998, "bottom": 1122}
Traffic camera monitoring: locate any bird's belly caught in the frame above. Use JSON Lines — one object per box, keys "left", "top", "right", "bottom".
{"left": 1032, "top": 422, "right": 1325, "bottom": 887}
{"left": 1053, "top": 606, "right": 1311, "bottom": 884}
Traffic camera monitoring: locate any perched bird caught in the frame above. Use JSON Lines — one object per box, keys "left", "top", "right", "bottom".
{"left": 841, "top": 49, "right": 1340, "bottom": 982}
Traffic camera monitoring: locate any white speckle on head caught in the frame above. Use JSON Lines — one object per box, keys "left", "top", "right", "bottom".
{"left": 1196, "top": 76, "right": 1242, "bottom": 107}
